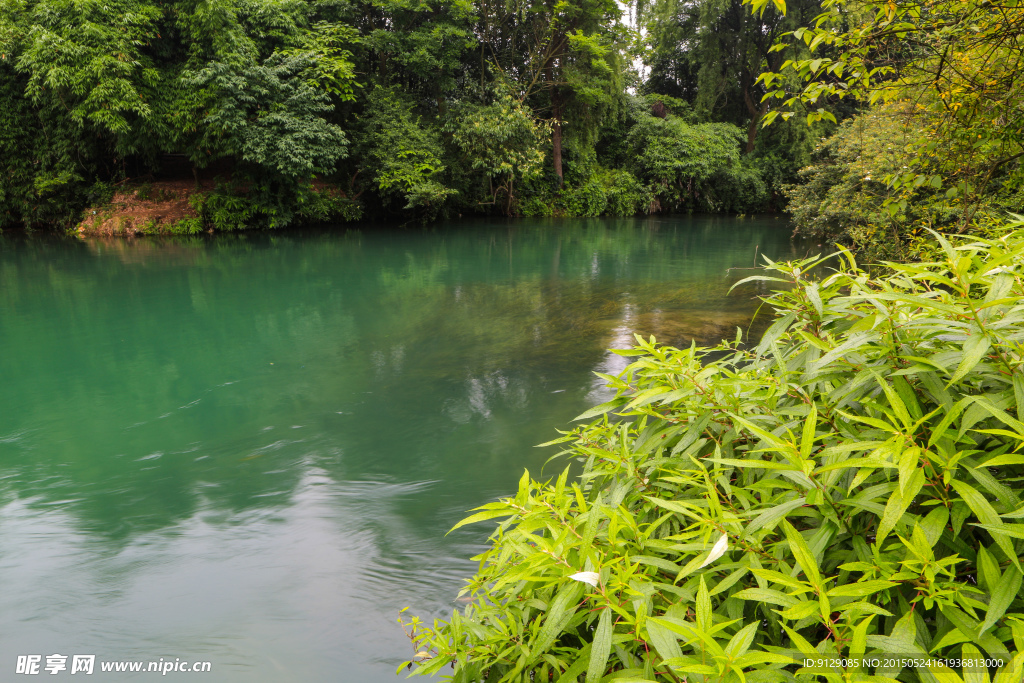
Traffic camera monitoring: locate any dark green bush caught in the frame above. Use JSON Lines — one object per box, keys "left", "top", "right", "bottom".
{"left": 784, "top": 107, "right": 1017, "bottom": 261}
{"left": 624, "top": 114, "right": 764, "bottom": 213}
{"left": 560, "top": 181, "right": 609, "bottom": 218}
{"left": 600, "top": 169, "right": 653, "bottom": 216}
{"left": 401, "top": 227, "right": 1024, "bottom": 683}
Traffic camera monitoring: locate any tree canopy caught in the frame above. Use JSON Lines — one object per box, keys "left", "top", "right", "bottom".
{"left": 0, "top": 0, "right": 832, "bottom": 231}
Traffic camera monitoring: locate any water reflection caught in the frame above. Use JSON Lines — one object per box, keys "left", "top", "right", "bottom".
{"left": 0, "top": 217, "right": 803, "bottom": 680}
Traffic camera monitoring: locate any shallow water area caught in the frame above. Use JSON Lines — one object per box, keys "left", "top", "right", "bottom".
{"left": 0, "top": 216, "right": 806, "bottom": 681}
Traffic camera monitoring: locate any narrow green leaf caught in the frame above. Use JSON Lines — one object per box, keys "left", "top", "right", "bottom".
{"left": 586, "top": 608, "right": 614, "bottom": 683}
{"left": 781, "top": 520, "right": 821, "bottom": 587}
{"left": 448, "top": 507, "right": 514, "bottom": 532}
{"left": 1014, "top": 373, "right": 1024, "bottom": 417}
{"left": 949, "top": 333, "right": 990, "bottom": 384}
{"left": 778, "top": 600, "right": 818, "bottom": 620}
{"left": 980, "top": 566, "right": 1022, "bottom": 634}
{"left": 745, "top": 497, "right": 807, "bottom": 535}
{"left": 800, "top": 403, "right": 817, "bottom": 458}
{"left": 696, "top": 576, "right": 712, "bottom": 633}
{"left": 877, "top": 468, "right": 924, "bottom": 545}
{"left": 533, "top": 582, "right": 584, "bottom": 654}
{"left": 962, "top": 644, "right": 990, "bottom": 683}
{"left": 645, "top": 619, "right": 682, "bottom": 663}
{"left": 724, "top": 621, "right": 758, "bottom": 657}
{"left": 952, "top": 480, "right": 1021, "bottom": 570}
{"left": 733, "top": 588, "right": 800, "bottom": 607}
{"left": 827, "top": 580, "right": 897, "bottom": 598}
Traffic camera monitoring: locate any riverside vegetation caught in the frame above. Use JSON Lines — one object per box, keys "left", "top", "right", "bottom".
{"left": 0, "top": 0, "right": 823, "bottom": 233}
{"left": 393, "top": 0, "right": 1024, "bottom": 677}
{"left": 399, "top": 228, "right": 1024, "bottom": 682}
{"left": 2, "top": 0, "right": 1020, "bottom": 244}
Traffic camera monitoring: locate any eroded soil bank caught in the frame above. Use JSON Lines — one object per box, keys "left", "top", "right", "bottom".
{"left": 76, "top": 178, "right": 209, "bottom": 236}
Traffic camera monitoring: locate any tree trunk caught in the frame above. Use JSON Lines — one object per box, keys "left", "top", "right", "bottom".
{"left": 551, "top": 88, "right": 564, "bottom": 187}
{"left": 745, "top": 114, "right": 759, "bottom": 154}
{"left": 742, "top": 83, "right": 771, "bottom": 153}
{"left": 741, "top": 69, "right": 763, "bottom": 154}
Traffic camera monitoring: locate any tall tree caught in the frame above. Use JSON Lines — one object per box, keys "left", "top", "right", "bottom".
{"left": 644, "top": 0, "right": 820, "bottom": 151}
{"left": 476, "top": 0, "right": 628, "bottom": 185}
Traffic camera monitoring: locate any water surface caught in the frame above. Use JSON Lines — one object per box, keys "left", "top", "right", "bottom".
{"left": 0, "top": 217, "right": 804, "bottom": 681}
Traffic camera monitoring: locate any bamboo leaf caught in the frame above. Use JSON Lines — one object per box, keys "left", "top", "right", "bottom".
{"left": 980, "top": 566, "right": 1022, "bottom": 634}
{"left": 827, "top": 580, "right": 898, "bottom": 598}
{"left": 781, "top": 520, "right": 821, "bottom": 587}
{"left": 585, "top": 608, "right": 614, "bottom": 683}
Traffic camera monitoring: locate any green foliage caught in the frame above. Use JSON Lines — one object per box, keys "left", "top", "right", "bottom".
{"left": 751, "top": 0, "right": 1024, "bottom": 235}
{"left": 279, "top": 22, "right": 361, "bottom": 100}
{"left": 0, "top": 0, "right": 816, "bottom": 230}
{"left": 449, "top": 94, "right": 552, "bottom": 215}
{"left": 560, "top": 181, "right": 609, "bottom": 217}
{"left": 187, "top": 53, "right": 348, "bottom": 177}
{"left": 626, "top": 113, "right": 766, "bottom": 212}
{"left": 8, "top": 0, "right": 162, "bottom": 147}
{"left": 785, "top": 108, "right": 1012, "bottom": 260}
{"left": 554, "top": 169, "right": 653, "bottom": 217}
{"left": 599, "top": 168, "right": 652, "bottom": 216}
{"left": 190, "top": 182, "right": 360, "bottom": 230}
{"left": 401, "top": 227, "right": 1024, "bottom": 682}
{"left": 356, "top": 88, "right": 456, "bottom": 218}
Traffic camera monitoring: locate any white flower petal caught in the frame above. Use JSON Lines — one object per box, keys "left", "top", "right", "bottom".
{"left": 698, "top": 533, "right": 729, "bottom": 569}
{"left": 986, "top": 266, "right": 1012, "bottom": 276}
{"left": 568, "top": 571, "right": 600, "bottom": 587}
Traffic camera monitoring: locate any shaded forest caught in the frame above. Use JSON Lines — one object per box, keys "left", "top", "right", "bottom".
{"left": 2, "top": 0, "right": 1022, "bottom": 256}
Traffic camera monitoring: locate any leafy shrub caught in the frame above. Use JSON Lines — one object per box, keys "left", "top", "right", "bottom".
{"left": 709, "top": 159, "right": 768, "bottom": 214}
{"left": 560, "top": 181, "right": 609, "bottom": 217}
{"left": 401, "top": 227, "right": 1024, "bottom": 682}
{"left": 356, "top": 88, "right": 457, "bottom": 218}
{"left": 297, "top": 187, "right": 363, "bottom": 224}
{"left": 448, "top": 93, "right": 553, "bottom": 215}
{"left": 785, "top": 107, "right": 1011, "bottom": 260}
{"left": 192, "top": 189, "right": 257, "bottom": 231}
{"left": 625, "top": 115, "right": 750, "bottom": 212}
{"left": 186, "top": 53, "right": 349, "bottom": 180}
{"left": 168, "top": 217, "right": 203, "bottom": 235}
{"left": 189, "top": 182, "right": 361, "bottom": 231}
{"left": 599, "top": 168, "right": 653, "bottom": 216}
{"left": 519, "top": 195, "right": 556, "bottom": 218}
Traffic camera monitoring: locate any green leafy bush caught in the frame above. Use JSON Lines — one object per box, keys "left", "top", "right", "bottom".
{"left": 599, "top": 168, "right": 653, "bottom": 216}
{"left": 785, "top": 107, "right": 1014, "bottom": 261}
{"left": 356, "top": 88, "right": 457, "bottom": 218}
{"left": 625, "top": 114, "right": 766, "bottom": 213}
{"left": 519, "top": 194, "right": 556, "bottom": 218}
{"left": 448, "top": 94, "right": 552, "bottom": 216}
{"left": 560, "top": 181, "right": 609, "bottom": 218}
{"left": 401, "top": 227, "right": 1024, "bottom": 682}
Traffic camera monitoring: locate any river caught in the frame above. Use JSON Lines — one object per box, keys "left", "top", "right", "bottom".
{"left": 0, "top": 216, "right": 806, "bottom": 681}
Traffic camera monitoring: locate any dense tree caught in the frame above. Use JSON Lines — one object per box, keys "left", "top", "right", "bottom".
{"left": 3, "top": 0, "right": 1020, "bottom": 233}
{"left": 646, "top": 0, "right": 802, "bottom": 148}
{"left": 474, "top": 0, "right": 628, "bottom": 185}
{"left": 751, "top": 0, "right": 1024, "bottom": 252}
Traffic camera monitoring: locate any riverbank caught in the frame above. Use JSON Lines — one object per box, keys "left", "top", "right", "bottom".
{"left": 75, "top": 178, "right": 208, "bottom": 236}
{"left": 73, "top": 177, "right": 360, "bottom": 236}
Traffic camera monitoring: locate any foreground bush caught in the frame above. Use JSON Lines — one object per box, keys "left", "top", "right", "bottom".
{"left": 402, "top": 228, "right": 1024, "bottom": 683}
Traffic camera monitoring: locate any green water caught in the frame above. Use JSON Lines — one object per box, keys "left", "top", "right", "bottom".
{"left": 0, "top": 216, "right": 804, "bottom": 681}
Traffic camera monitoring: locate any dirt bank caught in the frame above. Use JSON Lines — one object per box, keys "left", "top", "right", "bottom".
{"left": 76, "top": 178, "right": 213, "bottom": 236}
